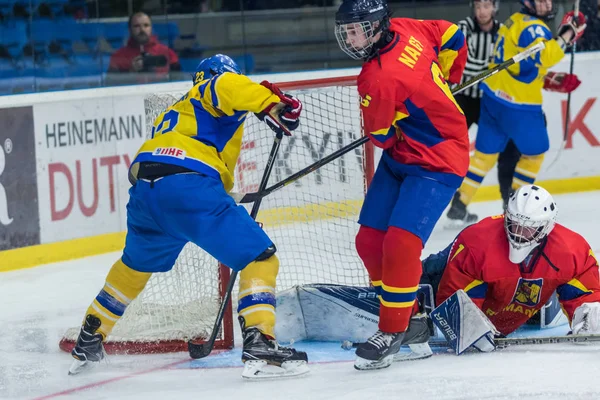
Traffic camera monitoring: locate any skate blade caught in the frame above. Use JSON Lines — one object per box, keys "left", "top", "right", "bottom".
{"left": 241, "top": 360, "right": 309, "bottom": 380}
{"left": 354, "top": 354, "right": 394, "bottom": 371}
{"left": 393, "top": 343, "right": 433, "bottom": 362}
{"left": 68, "top": 359, "right": 92, "bottom": 375}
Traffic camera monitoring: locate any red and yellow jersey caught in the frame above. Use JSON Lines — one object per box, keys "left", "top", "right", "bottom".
{"left": 358, "top": 18, "right": 469, "bottom": 186}
{"left": 483, "top": 12, "right": 565, "bottom": 109}
{"left": 129, "top": 72, "right": 280, "bottom": 192}
{"left": 436, "top": 216, "right": 600, "bottom": 335}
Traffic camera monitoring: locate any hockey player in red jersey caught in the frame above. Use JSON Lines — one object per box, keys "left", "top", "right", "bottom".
{"left": 422, "top": 185, "right": 600, "bottom": 353}
{"left": 335, "top": 0, "right": 469, "bottom": 370}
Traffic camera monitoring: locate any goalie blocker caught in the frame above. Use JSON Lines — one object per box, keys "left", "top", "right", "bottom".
{"left": 431, "top": 289, "right": 499, "bottom": 354}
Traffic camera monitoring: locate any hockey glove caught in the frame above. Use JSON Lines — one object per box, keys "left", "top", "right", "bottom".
{"left": 558, "top": 11, "right": 587, "bottom": 46}
{"left": 543, "top": 72, "right": 581, "bottom": 93}
{"left": 256, "top": 81, "right": 302, "bottom": 136}
{"left": 572, "top": 303, "right": 600, "bottom": 335}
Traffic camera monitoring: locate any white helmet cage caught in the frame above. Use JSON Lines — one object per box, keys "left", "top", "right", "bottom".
{"left": 335, "top": 20, "right": 380, "bottom": 60}
{"left": 504, "top": 185, "right": 557, "bottom": 263}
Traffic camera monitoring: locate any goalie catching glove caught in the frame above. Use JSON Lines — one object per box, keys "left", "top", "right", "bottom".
{"left": 572, "top": 303, "right": 600, "bottom": 335}
{"left": 256, "top": 81, "right": 302, "bottom": 136}
{"left": 543, "top": 72, "right": 581, "bottom": 93}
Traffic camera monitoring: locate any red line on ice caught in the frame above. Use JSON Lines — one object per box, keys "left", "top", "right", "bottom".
{"left": 32, "top": 359, "right": 189, "bottom": 400}
{"left": 33, "top": 357, "right": 354, "bottom": 399}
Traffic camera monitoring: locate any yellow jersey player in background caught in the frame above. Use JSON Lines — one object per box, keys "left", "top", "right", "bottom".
{"left": 446, "top": 0, "right": 586, "bottom": 224}
{"left": 68, "top": 54, "right": 309, "bottom": 379}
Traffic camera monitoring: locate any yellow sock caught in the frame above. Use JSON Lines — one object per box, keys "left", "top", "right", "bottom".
{"left": 237, "top": 255, "right": 279, "bottom": 338}
{"left": 84, "top": 258, "right": 151, "bottom": 339}
{"left": 512, "top": 154, "right": 545, "bottom": 191}
{"left": 458, "top": 151, "right": 499, "bottom": 205}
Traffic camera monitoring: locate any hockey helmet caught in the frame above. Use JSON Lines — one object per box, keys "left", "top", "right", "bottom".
{"left": 334, "top": 0, "right": 391, "bottom": 60}
{"left": 193, "top": 54, "right": 241, "bottom": 85}
{"left": 519, "top": 0, "right": 556, "bottom": 21}
{"left": 504, "top": 185, "right": 557, "bottom": 264}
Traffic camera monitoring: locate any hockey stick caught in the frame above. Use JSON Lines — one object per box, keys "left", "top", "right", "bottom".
{"left": 342, "top": 333, "right": 600, "bottom": 351}
{"left": 494, "top": 332, "right": 600, "bottom": 349}
{"left": 544, "top": 1, "right": 580, "bottom": 172}
{"left": 187, "top": 131, "right": 284, "bottom": 359}
{"left": 232, "top": 41, "right": 547, "bottom": 204}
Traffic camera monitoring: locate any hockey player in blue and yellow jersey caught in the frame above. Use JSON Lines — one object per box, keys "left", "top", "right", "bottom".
{"left": 447, "top": 0, "right": 586, "bottom": 223}
{"left": 68, "top": 54, "right": 308, "bottom": 379}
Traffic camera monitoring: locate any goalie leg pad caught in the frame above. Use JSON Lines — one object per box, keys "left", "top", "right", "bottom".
{"left": 238, "top": 255, "right": 279, "bottom": 338}
{"left": 431, "top": 289, "right": 498, "bottom": 355}
{"left": 85, "top": 258, "right": 151, "bottom": 338}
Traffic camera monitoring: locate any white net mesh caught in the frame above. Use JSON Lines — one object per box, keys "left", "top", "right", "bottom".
{"left": 62, "top": 77, "right": 372, "bottom": 352}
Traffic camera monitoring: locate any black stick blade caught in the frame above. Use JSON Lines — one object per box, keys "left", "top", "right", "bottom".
{"left": 188, "top": 340, "right": 212, "bottom": 359}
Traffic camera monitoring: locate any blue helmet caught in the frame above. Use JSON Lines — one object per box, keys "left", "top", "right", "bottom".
{"left": 193, "top": 54, "right": 241, "bottom": 85}
{"left": 334, "top": 0, "right": 391, "bottom": 60}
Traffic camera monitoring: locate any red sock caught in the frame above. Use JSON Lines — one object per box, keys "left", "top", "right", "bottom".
{"left": 355, "top": 225, "right": 386, "bottom": 286}
{"left": 379, "top": 227, "right": 423, "bottom": 333}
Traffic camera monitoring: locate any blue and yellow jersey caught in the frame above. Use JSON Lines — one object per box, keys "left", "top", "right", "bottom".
{"left": 129, "top": 72, "right": 280, "bottom": 192}
{"left": 482, "top": 12, "right": 565, "bottom": 109}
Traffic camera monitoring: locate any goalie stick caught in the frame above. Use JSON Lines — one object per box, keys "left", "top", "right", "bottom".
{"left": 341, "top": 332, "right": 600, "bottom": 351}
{"left": 187, "top": 131, "right": 284, "bottom": 359}
{"left": 232, "top": 41, "right": 547, "bottom": 204}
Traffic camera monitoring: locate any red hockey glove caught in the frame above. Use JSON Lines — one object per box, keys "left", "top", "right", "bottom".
{"left": 543, "top": 72, "right": 581, "bottom": 93}
{"left": 558, "top": 11, "right": 587, "bottom": 46}
{"left": 256, "top": 81, "right": 302, "bottom": 136}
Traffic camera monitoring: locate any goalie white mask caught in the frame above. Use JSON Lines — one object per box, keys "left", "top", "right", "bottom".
{"left": 504, "top": 185, "right": 557, "bottom": 264}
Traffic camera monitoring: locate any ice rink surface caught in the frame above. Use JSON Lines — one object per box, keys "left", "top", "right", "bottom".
{"left": 2, "top": 191, "right": 600, "bottom": 400}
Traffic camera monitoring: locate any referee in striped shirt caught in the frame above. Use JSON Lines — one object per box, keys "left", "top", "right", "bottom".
{"left": 455, "top": 0, "right": 522, "bottom": 211}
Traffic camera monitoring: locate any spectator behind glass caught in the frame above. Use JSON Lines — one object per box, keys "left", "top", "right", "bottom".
{"left": 577, "top": 0, "right": 600, "bottom": 51}
{"left": 108, "top": 12, "right": 181, "bottom": 83}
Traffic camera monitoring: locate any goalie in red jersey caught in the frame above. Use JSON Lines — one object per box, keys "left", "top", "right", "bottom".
{"left": 334, "top": 0, "right": 469, "bottom": 370}
{"left": 422, "top": 185, "right": 600, "bottom": 355}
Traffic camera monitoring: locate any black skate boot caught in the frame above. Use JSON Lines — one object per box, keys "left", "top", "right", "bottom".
{"left": 69, "top": 314, "right": 105, "bottom": 375}
{"left": 393, "top": 314, "right": 434, "bottom": 362}
{"left": 239, "top": 316, "right": 308, "bottom": 379}
{"left": 354, "top": 330, "right": 405, "bottom": 370}
{"left": 446, "top": 192, "right": 478, "bottom": 227}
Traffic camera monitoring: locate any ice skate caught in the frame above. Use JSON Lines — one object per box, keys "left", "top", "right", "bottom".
{"left": 68, "top": 314, "right": 105, "bottom": 375}
{"left": 354, "top": 330, "right": 404, "bottom": 370}
{"left": 239, "top": 317, "right": 308, "bottom": 380}
{"left": 446, "top": 193, "right": 478, "bottom": 228}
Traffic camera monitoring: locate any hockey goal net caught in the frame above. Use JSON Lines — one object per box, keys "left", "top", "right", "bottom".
{"left": 59, "top": 75, "right": 374, "bottom": 355}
